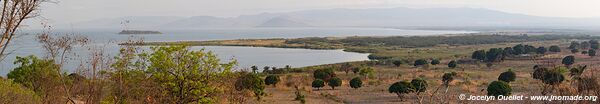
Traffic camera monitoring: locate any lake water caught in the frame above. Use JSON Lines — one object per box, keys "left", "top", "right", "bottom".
{"left": 0, "top": 27, "right": 474, "bottom": 75}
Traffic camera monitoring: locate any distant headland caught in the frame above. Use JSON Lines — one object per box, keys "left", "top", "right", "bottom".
{"left": 118, "top": 30, "right": 162, "bottom": 34}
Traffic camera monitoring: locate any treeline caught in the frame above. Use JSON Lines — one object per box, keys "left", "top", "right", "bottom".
{"left": 471, "top": 44, "right": 562, "bottom": 63}
{"left": 286, "top": 34, "right": 600, "bottom": 48}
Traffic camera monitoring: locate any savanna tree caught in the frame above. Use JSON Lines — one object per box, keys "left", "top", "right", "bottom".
{"left": 430, "top": 59, "right": 440, "bottom": 65}
{"left": 447, "top": 60, "right": 458, "bottom": 69}
{"left": 487, "top": 81, "right": 512, "bottom": 96}
{"left": 498, "top": 69, "right": 516, "bottom": 83}
{"left": 414, "top": 59, "right": 429, "bottom": 66}
{"left": 411, "top": 78, "right": 428, "bottom": 95}
{"left": 561, "top": 55, "right": 575, "bottom": 67}
{"left": 549, "top": 45, "right": 561, "bottom": 52}
{"left": 388, "top": 81, "right": 414, "bottom": 101}
{"left": 349, "top": 77, "right": 362, "bottom": 89}
{"left": 312, "top": 79, "right": 325, "bottom": 90}
{"left": 328, "top": 77, "right": 342, "bottom": 90}
{"left": 265, "top": 75, "right": 280, "bottom": 87}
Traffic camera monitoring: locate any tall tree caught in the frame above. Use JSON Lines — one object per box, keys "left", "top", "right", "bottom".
{"left": 0, "top": 0, "right": 48, "bottom": 60}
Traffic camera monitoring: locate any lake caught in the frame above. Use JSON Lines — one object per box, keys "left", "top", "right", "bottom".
{"left": 0, "top": 27, "right": 474, "bottom": 75}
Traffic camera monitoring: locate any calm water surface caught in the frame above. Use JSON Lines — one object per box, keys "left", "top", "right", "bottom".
{"left": 0, "top": 27, "right": 474, "bottom": 75}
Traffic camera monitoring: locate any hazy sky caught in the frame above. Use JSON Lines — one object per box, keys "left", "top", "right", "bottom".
{"left": 37, "top": 0, "right": 600, "bottom": 25}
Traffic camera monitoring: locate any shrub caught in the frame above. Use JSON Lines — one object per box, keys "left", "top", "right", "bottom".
{"left": 542, "top": 70, "right": 565, "bottom": 85}
{"left": 532, "top": 67, "right": 548, "bottom": 80}
{"left": 549, "top": 45, "right": 561, "bottom": 52}
{"left": 312, "top": 79, "right": 325, "bottom": 90}
{"left": 430, "top": 59, "right": 440, "bottom": 65}
{"left": 571, "top": 49, "right": 579, "bottom": 54}
{"left": 498, "top": 69, "right": 516, "bottom": 83}
{"left": 414, "top": 59, "right": 429, "bottom": 66}
{"left": 358, "top": 66, "right": 375, "bottom": 78}
{"left": 350, "top": 77, "right": 362, "bottom": 89}
{"left": 328, "top": 77, "right": 342, "bottom": 90}
{"left": 235, "top": 73, "right": 266, "bottom": 101}
{"left": 471, "top": 50, "right": 486, "bottom": 61}
{"left": 313, "top": 68, "right": 335, "bottom": 81}
{"left": 537, "top": 47, "right": 547, "bottom": 54}
{"left": 0, "top": 79, "right": 41, "bottom": 103}
{"left": 388, "top": 81, "right": 414, "bottom": 100}
{"left": 264, "top": 75, "right": 280, "bottom": 87}
{"left": 561, "top": 55, "right": 575, "bottom": 66}
{"left": 589, "top": 49, "right": 596, "bottom": 57}
{"left": 487, "top": 81, "right": 512, "bottom": 96}
{"left": 442, "top": 72, "right": 457, "bottom": 86}
{"left": 447, "top": 60, "right": 458, "bottom": 68}
{"left": 411, "top": 78, "right": 428, "bottom": 94}
{"left": 392, "top": 60, "right": 403, "bottom": 67}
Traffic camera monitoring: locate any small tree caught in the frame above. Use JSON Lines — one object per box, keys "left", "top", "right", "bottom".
{"left": 358, "top": 66, "right": 375, "bottom": 78}
{"left": 442, "top": 72, "right": 457, "bottom": 92}
{"left": 313, "top": 68, "right": 334, "bottom": 81}
{"left": 392, "top": 60, "right": 403, "bottom": 67}
{"left": 532, "top": 67, "right": 548, "bottom": 80}
{"left": 537, "top": 47, "right": 547, "bottom": 54}
{"left": 235, "top": 73, "right": 266, "bottom": 101}
{"left": 328, "top": 77, "right": 342, "bottom": 90}
{"left": 264, "top": 75, "right": 280, "bottom": 87}
{"left": 542, "top": 70, "right": 565, "bottom": 86}
{"left": 487, "top": 81, "right": 512, "bottom": 96}
{"left": 447, "top": 60, "right": 458, "bottom": 69}
{"left": 498, "top": 69, "right": 516, "bottom": 83}
{"left": 571, "top": 49, "right": 579, "bottom": 54}
{"left": 349, "top": 77, "right": 362, "bottom": 89}
{"left": 311, "top": 79, "right": 325, "bottom": 90}
{"left": 411, "top": 78, "right": 428, "bottom": 95}
{"left": 588, "top": 49, "right": 596, "bottom": 57}
{"left": 414, "top": 59, "right": 429, "bottom": 67}
{"left": 549, "top": 45, "right": 561, "bottom": 52}
{"left": 430, "top": 59, "right": 440, "bottom": 65}
{"left": 388, "top": 81, "right": 414, "bottom": 101}
{"left": 561, "top": 55, "right": 575, "bottom": 67}
{"left": 471, "top": 50, "right": 487, "bottom": 61}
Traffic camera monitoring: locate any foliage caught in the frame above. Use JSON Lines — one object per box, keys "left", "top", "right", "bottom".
{"left": 487, "top": 81, "right": 512, "bottom": 96}
{"left": 410, "top": 78, "right": 428, "bottom": 94}
{"left": 265, "top": 75, "right": 280, "bottom": 86}
{"left": 569, "top": 65, "right": 587, "bottom": 78}
{"left": 251, "top": 66, "right": 258, "bottom": 73}
{"left": 313, "top": 68, "right": 335, "bottom": 81}
{"left": 413, "top": 59, "right": 429, "bottom": 66}
{"left": 235, "top": 72, "right": 266, "bottom": 101}
{"left": 0, "top": 79, "right": 41, "bottom": 103}
{"left": 328, "top": 77, "right": 342, "bottom": 89}
{"left": 358, "top": 66, "right": 375, "bottom": 78}
{"left": 447, "top": 60, "right": 458, "bottom": 68}
{"left": 349, "top": 77, "right": 363, "bottom": 89}
{"left": 442, "top": 72, "right": 457, "bottom": 86}
{"left": 542, "top": 70, "right": 565, "bottom": 85}
{"left": 561, "top": 55, "right": 575, "bottom": 66}
{"left": 388, "top": 81, "right": 414, "bottom": 99}
{"left": 588, "top": 49, "right": 596, "bottom": 57}
{"left": 569, "top": 41, "right": 580, "bottom": 49}
{"left": 485, "top": 48, "right": 505, "bottom": 62}
{"left": 498, "top": 69, "right": 516, "bottom": 82}
{"left": 311, "top": 79, "right": 325, "bottom": 90}
{"left": 147, "top": 46, "right": 236, "bottom": 103}
{"left": 571, "top": 49, "right": 580, "bottom": 54}
{"left": 7, "top": 55, "right": 63, "bottom": 98}
{"left": 532, "top": 67, "right": 548, "bottom": 80}
{"left": 536, "top": 47, "right": 547, "bottom": 54}
{"left": 430, "top": 59, "right": 440, "bottom": 65}
{"left": 549, "top": 45, "right": 561, "bottom": 52}
{"left": 294, "top": 87, "right": 306, "bottom": 104}
{"left": 392, "top": 60, "right": 403, "bottom": 67}
{"left": 471, "top": 50, "right": 486, "bottom": 61}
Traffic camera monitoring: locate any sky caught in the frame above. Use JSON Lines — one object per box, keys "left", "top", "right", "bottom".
{"left": 37, "top": 0, "right": 600, "bottom": 25}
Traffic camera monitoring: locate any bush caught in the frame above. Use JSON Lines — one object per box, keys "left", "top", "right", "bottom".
{"left": 0, "top": 79, "right": 41, "bottom": 103}
{"left": 532, "top": 67, "right": 548, "bottom": 80}
{"left": 588, "top": 49, "right": 596, "bottom": 57}
{"left": 561, "top": 55, "right": 575, "bottom": 66}
{"left": 498, "top": 69, "right": 516, "bottom": 83}
{"left": 392, "top": 60, "right": 403, "bottom": 67}
{"left": 312, "top": 79, "right": 325, "bottom": 90}
{"left": 313, "top": 68, "right": 335, "bottom": 81}
{"left": 549, "top": 45, "right": 561, "bottom": 52}
{"left": 414, "top": 59, "right": 429, "bottom": 66}
{"left": 350, "top": 77, "right": 363, "bottom": 89}
{"left": 487, "top": 81, "right": 512, "bottom": 96}
{"left": 430, "top": 59, "right": 440, "bottom": 65}
{"left": 328, "top": 77, "right": 342, "bottom": 90}
{"left": 471, "top": 50, "right": 487, "bottom": 61}
{"left": 447, "top": 60, "right": 458, "bottom": 68}
{"left": 542, "top": 70, "right": 565, "bottom": 85}
{"left": 537, "top": 47, "right": 547, "bottom": 54}
{"left": 6, "top": 55, "right": 63, "bottom": 101}
{"left": 388, "top": 81, "right": 414, "bottom": 100}
{"left": 358, "top": 66, "right": 375, "bottom": 78}
{"left": 235, "top": 73, "right": 266, "bottom": 100}
{"left": 264, "top": 75, "right": 280, "bottom": 87}
{"left": 442, "top": 72, "right": 457, "bottom": 86}
{"left": 411, "top": 78, "right": 428, "bottom": 94}
{"left": 571, "top": 49, "right": 579, "bottom": 54}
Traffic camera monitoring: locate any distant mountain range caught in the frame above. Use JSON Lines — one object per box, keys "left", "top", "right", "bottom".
{"left": 58, "top": 7, "right": 600, "bottom": 30}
